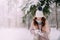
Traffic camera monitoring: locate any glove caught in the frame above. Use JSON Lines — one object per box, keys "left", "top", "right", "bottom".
{"left": 34, "top": 30, "right": 44, "bottom": 36}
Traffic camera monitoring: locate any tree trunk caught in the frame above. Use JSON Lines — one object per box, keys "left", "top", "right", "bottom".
{"left": 55, "top": 2, "right": 58, "bottom": 29}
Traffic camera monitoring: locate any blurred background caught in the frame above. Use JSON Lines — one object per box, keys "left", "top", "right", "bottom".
{"left": 0, "top": 0, "right": 60, "bottom": 40}
{"left": 0, "top": 0, "right": 60, "bottom": 29}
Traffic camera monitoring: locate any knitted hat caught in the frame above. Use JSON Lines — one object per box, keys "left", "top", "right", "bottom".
{"left": 35, "top": 10, "right": 44, "bottom": 17}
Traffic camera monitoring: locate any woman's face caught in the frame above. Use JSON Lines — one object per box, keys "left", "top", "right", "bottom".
{"left": 36, "top": 17, "right": 42, "bottom": 25}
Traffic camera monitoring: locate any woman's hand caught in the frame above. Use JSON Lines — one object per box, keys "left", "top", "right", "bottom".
{"left": 34, "top": 30, "right": 44, "bottom": 36}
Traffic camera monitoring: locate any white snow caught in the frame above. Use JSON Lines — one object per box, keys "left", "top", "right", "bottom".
{"left": 49, "top": 28, "right": 60, "bottom": 40}
{"left": 0, "top": 28, "right": 60, "bottom": 40}
{"left": 0, "top": 28, "right": 33, "bottom": 40}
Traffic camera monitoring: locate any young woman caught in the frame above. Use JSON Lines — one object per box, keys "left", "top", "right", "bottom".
{"left": 30, "top": 7, "right": 50, "bottom": 40}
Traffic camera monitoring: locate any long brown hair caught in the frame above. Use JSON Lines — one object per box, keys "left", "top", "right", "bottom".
{"left": 33, "top": 17, "right": 39, "bottom": 29}
{"left": 41, "top": 17, "right": 46, "bottom": 31}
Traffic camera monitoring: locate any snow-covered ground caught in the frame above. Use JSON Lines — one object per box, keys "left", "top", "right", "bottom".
{"left": 0, "top": 28, "right": 33, "bottom": 40}
{"left": 49, "top": 28, "right": 60, "bottom": 40}
{"left": 0, "top": 28, "right": 60, "bottom": 40}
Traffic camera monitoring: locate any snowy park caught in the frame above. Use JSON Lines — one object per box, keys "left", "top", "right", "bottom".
{"left": 0, "top": 0, "right": 60, "bottom": 40}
